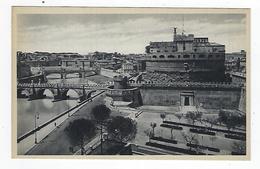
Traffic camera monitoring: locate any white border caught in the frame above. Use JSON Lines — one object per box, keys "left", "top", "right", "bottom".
{"left": 1, "top": 0, "right": 260, "bottom": 169}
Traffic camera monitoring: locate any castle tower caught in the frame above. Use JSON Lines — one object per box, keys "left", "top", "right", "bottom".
{"left": 173, "top": 27, "right": 177, "bottom": 41}
{"left": 113, "top": 75, "right": 128, "bottom": 89}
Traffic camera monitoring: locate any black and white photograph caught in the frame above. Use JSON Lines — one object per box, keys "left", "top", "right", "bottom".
{"left": 13, "top": 7, "right": 249, "bottom": 158}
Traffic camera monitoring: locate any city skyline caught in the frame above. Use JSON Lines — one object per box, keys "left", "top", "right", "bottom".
{"left": 16, "top": 14, "right": 247, "bottom": 54}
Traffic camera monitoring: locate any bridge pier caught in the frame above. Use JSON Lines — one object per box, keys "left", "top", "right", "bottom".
{"left": 52, "top": 87, "right": 69, "bottom": 102}
{"left": 78, "top": 86, "right": 86, "bottom": 103}
{"left": 28, "top": 88, "right": 46, "bottom": 101}
{"left": 79, "top": 95, "right": 86, "bottom": 103}
{"left": 79, "top": 72, "right": 86, "bottom": 78}
{"left": 61, "top": 73, "right": 67, "bottom": 79}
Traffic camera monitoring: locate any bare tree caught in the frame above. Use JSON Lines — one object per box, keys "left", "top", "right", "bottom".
{"left": 182, "top": 132, "right": 199, "bottom": 151}
{"left": 205, "top": 116, "right": 218, "bottom": 130}
{"left": 209, "top": 136, "right": 217, "bottom": 147}
{"left": 170, "top": 127, "right": 175, "bottom": 140}
{"left": 160, "top": 113, "right": 166, "bottom": 122}
{"left": 186, "top": 111, "right": 202, "bottom": 126}
{"left": 174, "top": 113, "right": 183, "bottom": 122}
{"left": 150, "top": 122, "right": 157, "bottom": 137}
{"left": 144, "top": 129, "right": 153, "bottom": 142}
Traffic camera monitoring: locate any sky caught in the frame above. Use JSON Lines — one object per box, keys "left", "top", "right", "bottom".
{"left": 16, "top": 13, "right": 247, "bottom": 54}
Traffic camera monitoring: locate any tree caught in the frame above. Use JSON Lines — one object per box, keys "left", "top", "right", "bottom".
{"left": 160, "top": 113, "right": 166, "bottom": 122}
{"left": 232, "top": 141, "right": 246, "bottom": 155}
{"left": 150, "top": 122, "right": 157, "bottom": 137}
{"left": 181, "top": 132, "right": 199, "bottom": 151}
{"left": 186, "top": 111, "right": 203, "bottom": 126}
{"left": 91, "top": 104, "right": 111, "bottom": 154}
{"left": 205, "top": 116, "right": 218, "bottom": 130}
{"left": 144, "top": 129, "right": 153, "bottom": 142}
{"left": 65, "top": 118, "right": 96, "bottom": 155}
{"left": 91, "top": 104, "right": 111, "bottom": 122}
{"left": 209, "top": 136, "right": 217, "bottom": 147}
{"left": 174, "top": 113, "right": 183, "bottom": 122}
{"left": 107, "top": 116, "right": 137, "bottom": 142}
{"left": 170, "top": 127, "right": 175, "bottom": 140}
{"left": 218, "top": 110, "right": 245, "bottom": 133}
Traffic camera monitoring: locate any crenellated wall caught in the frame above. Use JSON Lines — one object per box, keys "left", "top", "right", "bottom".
{"left": 139, "top": 88, "right": 242, "bottom": 109}
{"left": 126, "top": 81, "right": 243, "bottom": 109}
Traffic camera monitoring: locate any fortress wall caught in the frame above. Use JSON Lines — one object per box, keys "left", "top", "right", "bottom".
{"left": 238, "top": 87, "right": 246, "bottom": 112}
{"left": 146, "top": 60, "right": 225, "bottom": 73}
{"left": 139, "top": 88, "right": 241, "bottom": 109}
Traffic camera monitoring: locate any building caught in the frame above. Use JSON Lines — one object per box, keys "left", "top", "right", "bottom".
{"left": 225, "top": 50, "right": 246, "bottom": 72}
{"left": 143, "top": 28, "right": 226, "bottom": 82}
{"left": 231, "top": 72, "right": 246, "bottom": 85}
{"left": 61, "top": 58, "right": 92, "bottom": 68}
{"left": 122, "top": 62, "right": 135, "bottom": 74}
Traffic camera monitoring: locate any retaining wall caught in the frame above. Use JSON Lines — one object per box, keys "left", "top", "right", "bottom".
{"left": 139, "top": 88, "right": 242, "bottom": 109}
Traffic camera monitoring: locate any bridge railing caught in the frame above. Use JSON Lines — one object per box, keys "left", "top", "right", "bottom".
{"left": 17, "top": 82, "right": 112, "bottom": 89}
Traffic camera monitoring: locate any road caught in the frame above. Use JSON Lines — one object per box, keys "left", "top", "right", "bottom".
{"left": 26, "top": 92, "right": 106, "bottom": 155}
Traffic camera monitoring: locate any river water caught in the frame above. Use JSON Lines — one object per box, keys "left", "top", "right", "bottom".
{"left": 17, "top": 73, "right": 98, "bottom": 138}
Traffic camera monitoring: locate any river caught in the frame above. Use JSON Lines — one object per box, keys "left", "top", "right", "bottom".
{"left": 17, "top": 73, "right": 99, "bottom": 138}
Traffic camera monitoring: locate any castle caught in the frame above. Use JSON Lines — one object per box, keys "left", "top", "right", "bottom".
{"left": 143, "top": 28, "right": 226, "bottom": 82}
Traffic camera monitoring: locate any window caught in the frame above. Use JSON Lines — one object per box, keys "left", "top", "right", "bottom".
{"left": 194, "top": 49, "right": 197, "bottom": 52}
{"left": 199, "top": 54, "right": 205, "bottom": 58}
{"left": 159, "top": 55, "right": 165, "bottom": 58}
{"left": 152, "top": 55, "right": 157, "bottom": 58}
{"left": 183, "top": 55, "right": 190, "bottom": 58}
{"left": 208, "top": 55, "right": 213, "bottom": 58}
{"left": 168, "top": 55, "right": 175, "bottom": 58}
{"left": 164, "top": 50, "right": 168, "bottom": 52}
{"left": 178, "top": 55, "right": 181, "bottom": 58}
{"left": 193, "top": 55, "right": 196, "bottom": 58}
{"left": 157, "top": 50, "right": 160, "bottom": 52}
{"left": 184, "top": 97, "right": 190, "bottom": 106}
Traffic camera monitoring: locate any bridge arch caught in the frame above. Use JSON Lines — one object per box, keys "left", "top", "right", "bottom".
{"left": 20, "top": 89, "right": 31, "bottom": 97}
{"left": 66, "top": 89, "right": 81, "bottom": 99}
{"left": 43, "top": 89, "right": 55, "bottom": 98}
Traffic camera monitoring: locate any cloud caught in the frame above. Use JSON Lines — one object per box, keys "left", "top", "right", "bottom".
{"left": 16, "top": 14, "right": 247, "bottom": 54}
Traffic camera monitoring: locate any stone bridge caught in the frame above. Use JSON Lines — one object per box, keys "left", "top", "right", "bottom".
{"left": 17, "top": 83, "right": 110, "bottom": 102}
{"left": 41, "top": 66, "right": 100, "bottom": 79}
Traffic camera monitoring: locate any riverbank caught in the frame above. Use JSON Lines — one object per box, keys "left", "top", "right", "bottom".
{"left": 25, "top": 93, "right": 106, "bottom": 155}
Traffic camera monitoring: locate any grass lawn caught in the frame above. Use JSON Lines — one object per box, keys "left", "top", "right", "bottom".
{"left": 87, "top": 75, "right": 113, "bottom": 84}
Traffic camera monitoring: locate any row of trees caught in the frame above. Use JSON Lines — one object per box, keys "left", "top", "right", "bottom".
{"left": 65, "top": 104, "right": 137, "bottom": 155}
{"left": 159, "top": 110, "right": 245, "bottom": 133}
{"left": 146, "top": 110, "right": 246, "bottom": 154}
{"left": 160, "top": 110, "right": 246, "bottom": 130}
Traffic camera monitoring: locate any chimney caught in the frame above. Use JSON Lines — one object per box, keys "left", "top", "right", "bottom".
{"left": 173, "top": 27, "right": 177, "bottom": 41}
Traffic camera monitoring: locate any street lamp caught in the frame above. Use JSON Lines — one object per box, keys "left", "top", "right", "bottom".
{"left": 34, "top": 112, "right": 39, "bottom": 144}
{"left": 67, "top": 98, "right": 70, "bottom": 117}
{"left": 100, "top": 123, "right": 103, "bottom": 155}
